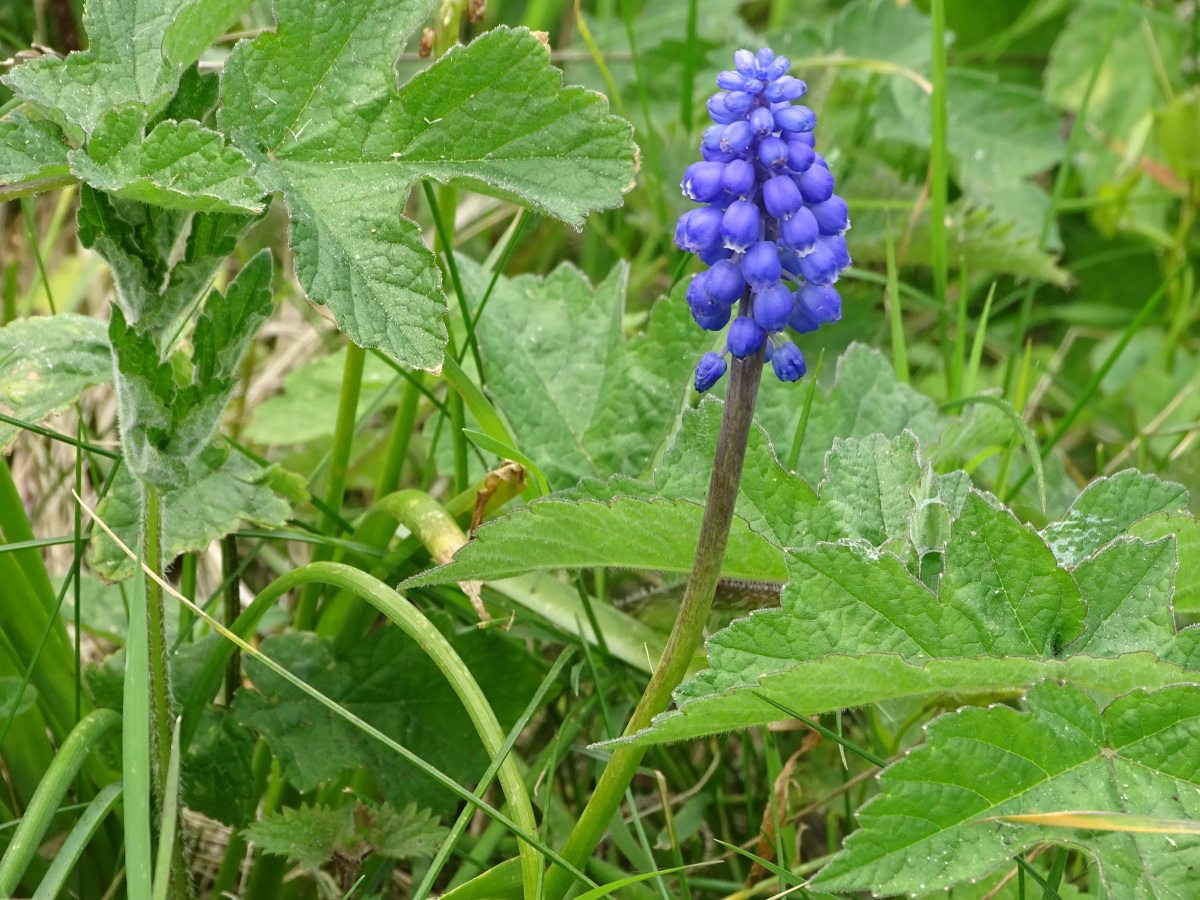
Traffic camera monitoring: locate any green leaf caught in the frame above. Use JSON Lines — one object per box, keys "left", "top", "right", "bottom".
{"left": 234, "top": 626, "right": 543, "bottom": 816}
{"left": 1, "top": 0, "right": 195, "bottom": 137}
{"left": 812, "top": 681, "right": 1200, "bottom": 897}
{"left": 1042, "top": 470, "right": 1189, "bottom": 567}
{"left": 244, "top": 346, "right": 398, "bottom": 446}
{"left": 402, "top": 496, "right": 787, "bottom": 587}
{"left": 1130, "top": 513, "right": 1200, "bottom": 614}
{"left": 163, "top": 0, "right": 256, "bottom": 69}
{"left": 876, "top": 68, "right": 1064, "bottom": 241}
{"left": 939, "top": 493, "right": 1084, "bottom": 657}
{"left": 821, "top": 432, "right": 925, "bottom": 547}
{"left": 219, "top": 9, "right": 636, "bottom": 370}
{"left": 627, "top": 653, "right": 1192, "bottom": 746}
{"left": 69, "top": 107, "right": 263, "bottom": 213}
{"left": 0, "top": 677, "right": 38, "bottom": 720}
{"left": 754, "top": 343, "right": 946, "bottom": 486}
{"left": 109, "top": 250, "right": 273, "bottom": 486}
{"left": 0, "top": 313, "right": 111, "bottom": 452}
{"left": 243, "top": 799, "right": 447, "bottom": 870}
{"left": 77, "top": 185, "right": 253, "bottom": 334}
{"left": 242, "top": 802, "right": 346, "bottom": 870}
{"left": 464, "top": 259, "right": 704, "bottom": 489}
{"left": 655, "top": 399, "right": 830, "bottom": 549}
{"left": 92, "top": 443, "right": 303, "bottom": 581}
{"left": 1067, "top": 536, "right": 1177, "bottom": 657}
{"left": 0, "top": 114, "right": 71, "bottom": 184}
{"left": 183, "top": 708, "right": 256, "bottom": 827}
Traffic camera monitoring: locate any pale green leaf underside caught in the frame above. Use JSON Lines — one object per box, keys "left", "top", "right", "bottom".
{"left": 219, "top": 6, "right": 635, "bottom": 370}
{"left": 813, "top": 682, "right": 1200, "bottom": 898}
{"left": 402, "top": 496, "right": 787, "bottom": 587}
{"left": 1, "top": 0, "right": 194, "bottom": 135}
{"left": 0, "top": 314, "right": 111, "bottom": 452}
{"left": 93, "top": 445, "right": 302, "bottom": 582}
{"left": 463, "top": 259, "right": 704, "bottom": 490}
{"left": 625, "top": 652, "right": 1194, "bottom": 746}
{"left": 0, "top": 114, "right": 70, "bottom": 183}
{"left": 69, "top": 110, "right": 263, "bottom": 213}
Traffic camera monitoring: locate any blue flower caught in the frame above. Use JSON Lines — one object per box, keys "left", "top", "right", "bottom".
{"left": 676, "top": 47, "right": 850, "bottom": 392}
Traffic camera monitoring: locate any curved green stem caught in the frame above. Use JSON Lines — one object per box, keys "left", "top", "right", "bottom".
{"left": 0, "top": 709, "right": 120, "bottom": 896}
{"left": 542, "top": 347, "right": 766, "bottom": 900}
{"left": 182, "top": 562, "right": 544, "bottom": 900}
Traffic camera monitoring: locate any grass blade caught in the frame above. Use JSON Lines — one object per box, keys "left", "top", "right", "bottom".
{"left": 31, "top": 782, "right": 123, "bottom": 900}
{"left": 0, "top": 709, "right": 120, "bottom": 896}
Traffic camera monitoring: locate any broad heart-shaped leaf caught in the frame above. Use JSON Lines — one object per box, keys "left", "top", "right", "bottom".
{"left": 78, "top": 186, "right": 254, "bottom": 334}
{"left": 92, "top": 442, "right": 306, "bottom": 582}
{"left": 1042, "top": 470, "right": 1189, "bottom": 567}
{"left": 0, "top": 314, "right": 111, "bottom": 452}
{"left": 69, "top": 107, "right": 263, "bottom": 213}
{"left": 1, "top": 0, "right": 193, "bottom": 138}
{"left": 811, "top": 681, "right": 1200, "bottom": 898}
{"left": 219, "top": 6, "right": 636, "bottom": 371}
{"left": 402, "top": 496, "right": 788, "bottom": 587}
{"left": 461, "top": 259, "right": 705, "bottom": 490}
{"left": 0, "top": 113, "right": 71, "bottom": 184}
{"left": 235, "top": 626, "right": 544, "bottom": 817}
{"left": 110, "top": 250, "right": 273, "bottom": 487}
{"left": 625, "top": 653, "right": 1194, "bottom": 746}
{"left": 753, "top": 343, "right": 946, "bottom": 487}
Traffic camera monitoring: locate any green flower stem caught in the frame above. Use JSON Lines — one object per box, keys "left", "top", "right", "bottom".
{"left": 376, "top": 374, "right": 423, "bottom": 497}
{"left": 142, "top": 485, "right": 190, "bottom": 900}
{"left": 542, "top": 347, "right": 766, "bottom": 900}
{"left": 295, "top": 340, "right": 366, "bottom": 630}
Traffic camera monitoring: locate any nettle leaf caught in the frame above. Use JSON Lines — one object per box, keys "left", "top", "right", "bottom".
{"left": 110, "top": 250, "right": 273, "bottom": 486}
{"left": 1130, "top": 513, "right": 1200, "bottom": 614}
{"left": 1067, "top": 536, "right": 1177, "bottom": 657}
{"left": 78, "top": 185, "right": 253, "bottom": 333}
{"left": 218, "top": 1, "right": 636, "bottom": 371}
{"left": 811, "top": 681, "right": 1200, "bottom": 897}
{"left": 69, "top": 106, "right": 263, "bottom": 213}
{"left": 184, "top": 707, "right": 256, "bottom": 827}
{"left": 403, "top": 497, "right": 787, "bottom": 586}
{"left": 1042, "top": 470, "right": 1189, "bottom": 567}
{"left": 0, "top": 113, "right": 71, "bottom": 184}
{"left": 92, "top": 443, "right": 304, "bottom": 582}
{"left": 0, "top": 313, "right": 111, "bottom": 451}
{"left": 754, "top": 343, "right": 946, "bottom": 486}
{"left": 244, "top": 800, "right": 446, "bottom": 870}
{"left": 627, "top": 487, "right": 1098, "bottom": 743}
{"left": 462, "top": 259, "right": 704, "bottom": 489}
{"left": 235, "top": 627, "right": 543, "bottom": 816}
{"left": 655, "top": 399, "right": 831, "bottom": 549}
{"left": 1, "top": 0, "right": 194, "bottom": 137}
{"left": 875, "top": 68, "right": 1064, "bottom": 242}
{"left": 628, "top": 653, "right": 1192, "bottom": 745}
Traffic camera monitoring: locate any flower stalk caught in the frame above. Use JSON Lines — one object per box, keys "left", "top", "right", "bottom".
{"left": 542, "top": 337, "right": 765, "bottom": 900}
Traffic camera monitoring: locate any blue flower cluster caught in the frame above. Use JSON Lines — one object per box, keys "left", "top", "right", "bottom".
{"left": 675, "top": 48, "right": 850, "bottom": 392}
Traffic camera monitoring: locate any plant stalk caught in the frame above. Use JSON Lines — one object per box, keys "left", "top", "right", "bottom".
{"left": 142, "top": 485, "right": 190, "bottom": 899}
{"left": 542, "top": 346, "right": 766, "bottom": 900}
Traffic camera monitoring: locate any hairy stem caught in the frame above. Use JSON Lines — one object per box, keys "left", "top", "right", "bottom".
{"left": 143, "top": 485, "right": 190, "bottom": 898}
{"left": 542, "top": 346, "right": 766, "bottom": 900}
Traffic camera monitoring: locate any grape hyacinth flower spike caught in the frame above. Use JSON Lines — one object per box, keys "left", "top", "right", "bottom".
{"left": 677, "top": 47, "right": 851, "bottom": 393}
